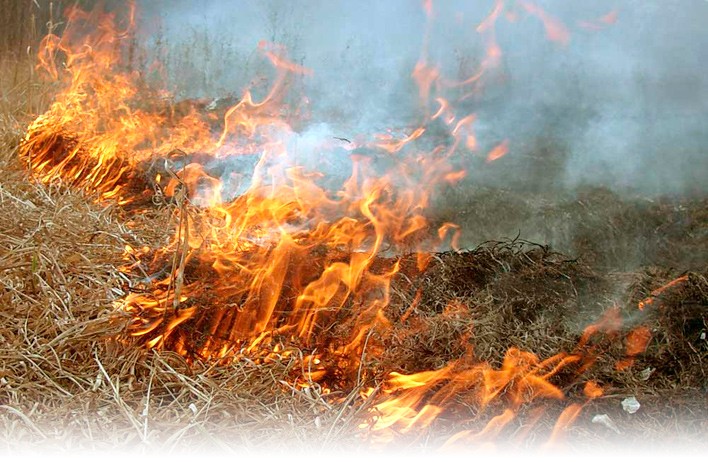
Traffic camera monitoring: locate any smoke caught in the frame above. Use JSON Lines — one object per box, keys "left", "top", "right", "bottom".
{"left": 137, "top": 0, "right": 708, "bottom": 196}
{"left": 209, "top": 122, "right": 355, "bottom": 203}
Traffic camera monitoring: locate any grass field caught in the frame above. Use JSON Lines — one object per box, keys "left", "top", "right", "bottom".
{"left": 1, "top": 1, "right": 706, "bottom": 455}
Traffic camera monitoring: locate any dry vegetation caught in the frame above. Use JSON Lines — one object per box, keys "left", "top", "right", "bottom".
{"left": 0, "top": 1, "right": 706, "bottom": 454}
{"left": 0, "top": 121, "right": 364, "bottom": 451}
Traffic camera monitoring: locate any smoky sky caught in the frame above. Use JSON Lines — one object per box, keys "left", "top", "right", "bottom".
{"left": 137, "top": 0, "right": 708, "bottom": 196}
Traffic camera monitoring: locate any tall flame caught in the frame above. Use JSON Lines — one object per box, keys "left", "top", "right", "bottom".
{"left": 19, "top": 0, "right": 651, "bottom": 448}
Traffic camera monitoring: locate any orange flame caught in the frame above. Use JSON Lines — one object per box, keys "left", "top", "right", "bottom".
{"left": 519, "top": 0, "right": 571, "bottom": 46}
{"left": 20, "top": 1, "right": 641, "bottom": 448}
{"left": 638, "top": 275, "right": 688, "bottom": 310}
{"left": 616, "top": 326, "right": 652, "bottom": 370}
{"left": 486, "top": 139, "right": 509, "bottom": 163}
{"left": 578, "top": 10, "right": 619, "bottom": 31}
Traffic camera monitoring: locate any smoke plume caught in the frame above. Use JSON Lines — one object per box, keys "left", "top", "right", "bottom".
{"left": 137, "top": 0, "right": 708, "bottom": 196}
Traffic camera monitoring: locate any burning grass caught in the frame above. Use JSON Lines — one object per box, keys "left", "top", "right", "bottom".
{"left": 0, "top": 129, "right": 359, "bottom": 451}
{"left": 2, "top": 127, "right": 706, "bottom": 449}
{"left": 1, "top": 0, "right": 706, "bottom": 454}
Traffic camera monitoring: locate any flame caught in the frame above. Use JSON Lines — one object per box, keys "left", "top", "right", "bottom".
{"left": 578, "top": 10, "right": 619, "bottom": 31}
{"left": 638, "top": 275, "right": 688, "bottom": 310}
{"left": 486, "top": 139, "right": 509, "bottom": 163}
{"left": 22, "top": 1, "right": 470, "bottom": 371}
{"left": 546, "top": 403, "right": 583, "bottom": 445}
{"left": 583, "top": 381, "right": 604, "bottom": 399}
{"left": 518, "top": 0, "right": 571, "bottom": 46}
{"left": 476, "top": 0, "right": 505, "bottom": 73}
{"left": 19, "top": 0, "right": 643, "bottom": 448}
{"left": 364, "top": 347, "right": 582, "bottom": 443}
{"left": 616, "top": 326, "right": 652, "bottom": 371}
{"left": 442, "top": 409, "right": 516, "bottom": 448}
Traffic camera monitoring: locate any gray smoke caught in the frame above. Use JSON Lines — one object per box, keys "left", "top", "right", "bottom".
{"left": 137, "top": 0, "right": 708, "bottom": 197}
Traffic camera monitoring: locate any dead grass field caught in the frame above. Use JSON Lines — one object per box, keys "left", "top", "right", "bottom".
{"left": 0, "top": 1, "right": 706, "bottom": 455}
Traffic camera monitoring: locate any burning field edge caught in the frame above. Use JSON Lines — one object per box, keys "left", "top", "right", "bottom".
{"left": 1, "top": 123, "right": 706, "bottom": 451}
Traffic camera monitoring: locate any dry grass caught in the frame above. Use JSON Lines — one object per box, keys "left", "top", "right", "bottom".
{"left": 0, "top": 2, "right": 706, "bottom": 454}
{"left": 0, "top": 0, "right": 65, "bottom": 119}
{"left": 0, "top": 124, "right": 368, "bottom": 452}
{"left": 2, "top": 125, "right": 705, "bottom": 450}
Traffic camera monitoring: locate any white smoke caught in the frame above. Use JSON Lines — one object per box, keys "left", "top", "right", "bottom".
{"left": 137, "top": 0, "right": 708, "bottom": 196}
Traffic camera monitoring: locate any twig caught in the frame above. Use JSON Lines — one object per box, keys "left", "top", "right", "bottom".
{"left": 94, "top": 351, "right": 145, "bottom": 440}
{"left": 173, "top": 190, "right": 190, "bottom": 312}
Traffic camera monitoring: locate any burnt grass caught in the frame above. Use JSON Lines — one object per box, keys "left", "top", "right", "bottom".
{"left": 381, "top": 241, "right": 707, "bottom": 390}
{"left": 390, "top": 184, "right": 708, "bottom": 446}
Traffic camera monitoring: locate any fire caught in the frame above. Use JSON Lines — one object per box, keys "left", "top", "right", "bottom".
{"left": 518, "top": 0, "right": 571, "bottom": 46}
{"left": 578, "top": 10, "right": 619, "bottom": 31}
{"left": 366, "top": 346, "right": 606, "bottom": 446}
{"left": 616, "top": 326, "right": 652, "bottom": 370}
{"left": 23, "top": 0, "right": 464, "bottom": 365}
{"left": 486, "top": 139, "right": 510, "bottom": 163}
{"left": 638, "top": 275, "right": 689, "bottom": 310}
{"left": 19, "top": 0, "right": 652, "bottom": 449}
